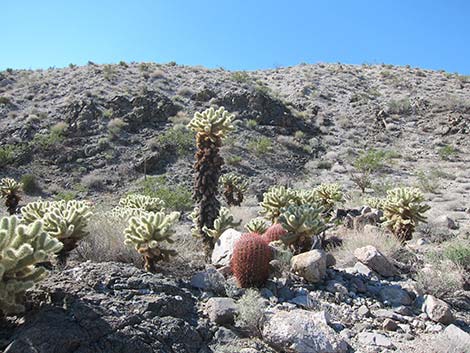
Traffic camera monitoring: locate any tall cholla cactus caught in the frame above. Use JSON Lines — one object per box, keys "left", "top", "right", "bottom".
{"left": 278, "top": 204, "right": 328, "bottom": 253}
{"left": 118, "top": 194, "right": 165, "bottom": 213}
{"left": 382, "top": 187, "right": 430, "bottom": 242}
{"left": 0, "top": 178, "right": 23, "bottom": 215}
{"left": 187, "top": 106, "right": 235, "bottom": 253}
{"left": 124, "top": 211, "right": 180, "bottom": 272}
{"left": 259, "top": 185, "right": 298, "bottom": 223}
{"left": 21, "top": 200, "right": 93, "bottom": 264}
{"left": 219, "top": 172, "right": 248, "bottom": 206}
{"left": 0, "top": 216, "right": 62, "bottom": 315}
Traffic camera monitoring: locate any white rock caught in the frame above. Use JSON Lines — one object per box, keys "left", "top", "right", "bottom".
{"left": 354, "top": 245, "right": 398, "bottom": 277}
{"left": 357, "top": 332, "right": 394, "bottom": 348}
{"left": 262, "top": 309, "right": 348, "bottom": 353}
{"left": 211, "top": 229, "right": 242, "bottom": 266}
{"left": 290, "top": 250, "right": 327, "bottom": 283}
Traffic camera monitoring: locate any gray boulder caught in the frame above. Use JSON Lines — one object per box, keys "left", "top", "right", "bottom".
{"left": 422, "top": 295, "right": 454, "bottom": 324}
{"left": 354, "top": 245, "right": 398, "bottom": 277}
{"left": 205, "top": 297, "right": 237, "bottom": 325}
{"left": 379, "top": 286, "right": 412, "bottom": 306}
{"left": 291, "top": 250, "right": 327, "bottom": 283}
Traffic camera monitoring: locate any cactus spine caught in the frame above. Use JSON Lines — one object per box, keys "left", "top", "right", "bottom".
{"left": 0, "top": 216, "right": 63, "bottom": 315}
{"left": 0, "top": 178, "right": 23, "bottom": 215}
{"left": 231, "top": 233, "right": 272, "bottom": 288}
{"left": 187, "top": 107, "right": 235, "bottom": 255}
{"left": 124, "top": 211, "right": 180, "bottom": 272}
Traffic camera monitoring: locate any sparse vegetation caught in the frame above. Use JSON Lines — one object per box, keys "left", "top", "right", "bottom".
{"left": 137, "top": 176, "right": 193, "bottom": 212}
{"left": 247, "top": 137, "right": 273, "bottom": 155}
{"left": 438, "top": 144, "right": 457, "bottom": 160}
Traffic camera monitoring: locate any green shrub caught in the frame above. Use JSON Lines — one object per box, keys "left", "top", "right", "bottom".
{"left": 137, "top": 176, "right": 192, "bottom": 212}
{"left": 226, "top": 155, "right": 242, "bottom": 165}
{"left": 444, "top": 241, "right": 470, "bottom": 268}
{"left": 235, "top": 289, "right": 265, "bottom": 336}
{"left": 247, "top": 137, "right": 273, "bottom": 155}
{"left": 152, "top": 127, "right": 194, "bottom": 157}
{"left": 0, "top": 145, "right": 15, "bottom": 167}
{"left": 20, "top": 174, "right": 39, "bottom": 194}
{"left": 53, "top": 191, "right": 78, "bottom": 201}
{"left": 0, "top": 96, "right": 11, "bottom": 105}
{"left": 245, "top": 119, "right": 258, "bottom": 128}
{"left": 103, "top": 64, "right": 116, "bottom": 80}
{"left": 388, "top": 98, "right": 411, "bottom": 115}
{"left": 354, "top": 149, "right": 393, "bottom": 173}
{"left": 415, "top": 169, "right": 440, "bottom": 194}
{"left": 317, "top": 160, "right": 332, "bottom": 170}
{"left": 438, "top": 144, "right": 457, "bottom": 160}
{"left": 32, "top": 123, "right": 67, "bottom": 150}
{"left": 107, "top": 118, "right": 127, "bottom": 137}
{"left": 231, "top": 71, "right": 251, "bottom": 83}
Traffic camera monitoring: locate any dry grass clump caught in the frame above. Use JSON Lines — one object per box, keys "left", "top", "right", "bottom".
{"left": 235, "top": 289, "right": 266, "bottom": 336}
{"left": 330, "top": 226, "right": 402, "bottom": 267}
{"left": 415, "top": 260, "right": 465, "bottom": 300}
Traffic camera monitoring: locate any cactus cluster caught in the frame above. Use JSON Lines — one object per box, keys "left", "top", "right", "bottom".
{"left": 202, "top": 207, "right": 240, "bottom": 240}
{"left": 312, "top": 183, "right": 344, "bottom": 214}
{"left": 21, "top": 200, "right": 93, "bottom": 263}
{"left": 124, "top": 211, "right": 180, "bottom": 272}
{"left": 118, "top": 194, "right": 165, "bottom": 213}
{"left": 0, "top": 178, "right": 23, "bottom": 215}
{"left": 278, "top": 204, "right": 328, "bottom": 253}
{"left": 0, "top": 216, "right": 62, "bottom": 315}
{"left": 188, "top": 107, "right": 235, "bottom": 254}
{"left": 259, "top": 186, "right": 298, "bottom": 222}
{"left": 219, "top": 172, "right": 248, "bottom": 206}
{"left": 382, "top": 187, "right": 430, "bottom": 241}
{"left": 245, "top": 218, "right": 269, "bottom": 235}
{"left": 231, "top": 233, "right": 272, "bottom": 288}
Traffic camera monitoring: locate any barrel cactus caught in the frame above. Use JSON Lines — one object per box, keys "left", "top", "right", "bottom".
{"left": 118, "top": 194, "right": 165, "bottom": 213}
{"left": 245, "top": 218, "right": 269, "bottom": 235}
{"left": 219, "top": 172, "right": 248, "bottom": 206}
{"left": 0, "top": 216, "right": 62, "bottom": 315}
{"left": 382, "top": 187, "right": 430, "bottom": 242}
{"left": 0, "top": 178, "right": 23, "bottom": 215}
{"left": 259, "top": 185, "right": 298, "bottom": 222}
{"left": 262, "top": 223, "right": 287, "bottom": 244}
{"left": 278, "top": 204, "right": 328, "bottom": 253}
{"left": 187, "top": 106, "right": 235, "bottom": 254}
{"left": 231, "top": 233, "right": 272, "bottom": 288}
{"left": 124, "top": 211, "right": 180, "bottom": 272}
{"left": 202, "top": 207, "right": 240, "bottom": 240}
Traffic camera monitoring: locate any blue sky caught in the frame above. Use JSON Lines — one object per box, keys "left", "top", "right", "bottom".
{"left": 2, "top": 0, "right": 470, "bottom": 74}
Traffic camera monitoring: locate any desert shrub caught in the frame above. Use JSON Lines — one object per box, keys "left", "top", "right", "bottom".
{"left": 388, "top": 98, "right": 411, "bottom": 114}
{"left": 32, "top": 123, "right": 67, "bottom": 150}
{"left": 0, "top": 96, "right": 11, "bottom": 105}
{"left": 53, "top": 190, "right": 78, "bottom": 201}
{"left": 443, "top": 240, "right": 470, "bottom": 269}
{"left": 437, "top": 144, "right": 457, "bottom": 160}
{"left": 235, "top": 289, "right": 266, "bottom": 336}
{"left": 317, "top": 160, "right": 332, "bottom": 170}
{"left": 354, "top": 149, "right": 393, "bottom": 173}
{"left": 107, "top": 118, "right": 127, "bottom": 137}
{"left": 245, "top": 119, "right": 258, "bottom": 128}
{"left": 152, "top": 127, "right": 194, "bottom": 157}
{"left": 137, "top": 176, "right": 192, "bottom": 212}
{"left": 0, "top": 145, "right": 15, "bottom": 167}
{"left": 103, "top": 65, "right": 116, "bottom": 81}
{"left": 415, "top": 259, "right": 465, "bottom": 299}
{"left": 20, "top": 174, "right": 39, "bottom": 194}
{"left": 81, "top": 173, "right": 105, "bottom": 191}
{"left": 231, "top": 71, "right": 251, "bottom": 83}
{"left": 247, "top": 137, "right": 273, "bottom": 155}
{"left": 415, "top": 169, "right": 441, "bottom": 194}
{"left": 226, "top": 155, "right": 242, "bottom": 165}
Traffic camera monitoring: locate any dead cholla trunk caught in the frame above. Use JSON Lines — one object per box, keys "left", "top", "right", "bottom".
{"left": 5, "top": 194, "right": 21, "bottom": 215}
{"left": 193, "top": 134, "right": 223, "bottom": 256}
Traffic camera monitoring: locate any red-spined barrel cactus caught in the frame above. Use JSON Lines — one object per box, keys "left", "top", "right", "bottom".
{"left": 262, "top": 223, "right": 287, "bottom": 243}
{"left": 231, "top": 233, "right": 272, "bottom": 288}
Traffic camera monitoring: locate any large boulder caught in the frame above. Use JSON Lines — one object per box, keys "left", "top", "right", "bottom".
{"left": 443, "top": 324, "right": 470, "bottom": 348}
{"left": 262, "top": 309, "right": 348, "bottom": 353}
{"left": 379, "top": 286, "right": 412, "bottom": 306}
{"left": 422, "top": 295, "right": 454, "bottom": 324}
{"left": 3, "top": 262, "right": 208, "bottom": 353}
{"left": 205, "top": 297, "right": 237, "bottom": 325}
{"left": 211, "top": 229, "right": 242, "bottom": 267}
{"left": 291, "top": 250, "right": 327, "bottom": 283}
{"left": 354, "top": 245, "right": 398, "bottom": 277}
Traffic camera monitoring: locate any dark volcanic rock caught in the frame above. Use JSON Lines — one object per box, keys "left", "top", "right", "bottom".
{"left": 3, "top": 262, "right": 209, "bottom": 353}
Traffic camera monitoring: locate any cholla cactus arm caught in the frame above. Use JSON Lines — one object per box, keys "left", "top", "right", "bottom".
{"left": 278, "top": 204, "right": 328, "bottom": 253}
{"left": 382, "top": 187, "right": 430, "bottom": 241}
{"left": 0, "top": 216, "right": 62, "bottom": 315}
{"left": 124, "top": 211, "right": 180, "bottom": 272}
{"left": 118, "top": 194, "right": 165, "bottom": 213}
{"left": 202, "top": 207, "right": 240, "bottom": 239}
{"left": 187, "top": 106, "right": 236, "bottom": 142}
{"left": 245, "top": 218, "right": 269, "bottom": 234}
{"left": 21, "top": 201, "right": 52, "bottom": 224}
{"left": 312, "top": 183, "right": 344, "bottom": 212}
{"left": 259, "top": 186, "right": 298, "bottom": 222}
{"left": 364, "top": 197, "right": 385, "bottom": 210}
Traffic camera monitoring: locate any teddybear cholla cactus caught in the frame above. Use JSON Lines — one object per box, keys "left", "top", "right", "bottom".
{"left": 231, "top": 233, "right": 272, "bottom": 288}
{"left": 259, "top": 185, "right": 298, "bottom": 222}
{"left": 118, "top": 194, "right": 165, "bottom": 213}
{"left": 219, "top": 172, "right": 248, "bottom": 206}
{"left": 124, "top": 211, "right": 180, "bottom": 272}
{"left": 278, "top": 204, "right": 328, "bottom": 254}
{"left": 202, "top": 207, "right": 240, "bottom": 240}
{"left": 245, "top": 218, "right": 269, "bottom": 235}
{"left": 312, "top": 183, "right": 344, "bottom": 214}
{"left": 0, "top": 216, "right": 62, "bottom": 315}
{"left": 188, "top": 107, "right": 235, "bottom": 253}
{"left": 0, "top": 178, "right": 23, "bottom": 215}
{"left": 21, "top": 200, "right": 93, "bottom": 263}
{"left": 382, "top": 187, "right": 430, "bottom": 242}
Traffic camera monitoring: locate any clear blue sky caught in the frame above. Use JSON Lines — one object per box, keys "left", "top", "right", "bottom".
{"left": 2, "top": 0, "right": 470, "bottom": 74}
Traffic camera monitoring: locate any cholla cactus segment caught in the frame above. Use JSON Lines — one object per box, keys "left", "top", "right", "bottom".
{"left": 118, "top": 194, "right": 165, "bottom": 213}
{"left": 295, "top": 189, "right": 318, "bottom": 206}
{"left": 312, "top": 183, "right": 344, "bottom": 212}
{"left": 0, "top": 178, "right": 23, "bottom": 197}
{"left": 364, "top": 197, "right": 385, "bottom": 210}
{"left": 106, "top": 206, "right": 150, "bottom": 220}
{"left": 21, "top": 201, "right": 52, "bottom": 224}
{"left": 0, "top": 216, "right": 62, "bottom": 315}
{"left": 245, "top": 218, "right": 269, "bottom": 234}
{"left": 202, "top": 207, "right": 240, "bottom": 239}
{"left": 124, "top": 211, "right": 180, "bottom": 272}
{"left": 187, "top": 106, "right": 235, "bottom": 142}
{"left": 259, "top": 186, "right": 298, "bottom": 222}
{"left": 278, "top": 204, "right": 328, "bottom": 253}
{"left": 382, "top": 187, "right": 430, "bottom": 241}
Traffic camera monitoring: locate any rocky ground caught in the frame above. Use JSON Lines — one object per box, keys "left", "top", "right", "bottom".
{"left": 1, "top": 62, "right": 470, "bottom": 352}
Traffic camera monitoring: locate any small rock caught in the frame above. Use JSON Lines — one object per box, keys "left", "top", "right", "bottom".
{"left": 326, "top": 253, "right": 336, "bottom": 267}
{"left": 374, "top": 309, "right": 408, "bottom": 323}
{"left": 350, "top": 277, "right": 367, "bottom": 293}
{"left": 191, "top": 267, "right": 226, "bottom": 294}
{"left": 443, "top": 324, "right": 470, "bottom": 347}
{"left": 379, "top": 286, "right": 412, "bottom": 306}
{"left": 326, "top": 280, "right": 348, "bottom": 296}
{"left": 354, "top": 262, "right": 373, "bottom": 277}
{"left": 213, "top": 326, "right": 239, "bottom": 343}
{"left": 290, "top": 250, "right": 327, "bottom": 283}
{"left": 354, "top": 245, "right": 398, "bottom": 277}
{"left": 357, "top": 305, "right": 370, "bottom": 317}
{"left": 422, "top": 295, "right": 454, "bottom": 324}
{"left": 211, "top": 229, "right": 242, "bottom": 266}
{"left": 435, "top": 215, "right": 458, "bottom": 230}
{"left": 382, "top": 318, "right": 398, "bottom": 331}
{"left": 357, "top": 332, "right": 395, "bottom": 348}
{"left": 206, "top": 297, "right": 237, "bottom": 325}
{"left": 393, "top": 306, "right": 414, "bottom": 317}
